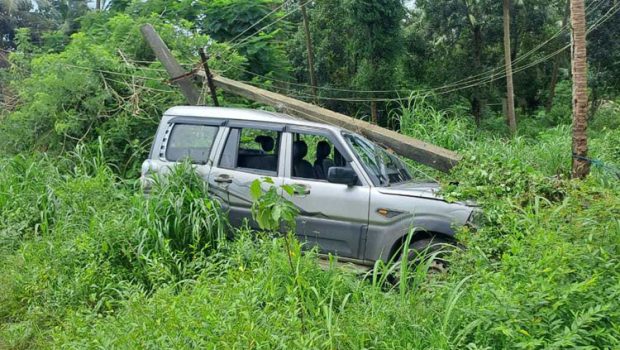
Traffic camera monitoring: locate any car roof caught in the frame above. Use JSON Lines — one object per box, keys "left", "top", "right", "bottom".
{"left": 163, "top": 106, "right": 345, "bottom": 133}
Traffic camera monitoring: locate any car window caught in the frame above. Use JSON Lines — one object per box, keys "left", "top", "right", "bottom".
{"left": 219, "top": 127, "right": 281, "bottom": 174}
{"left": 290, "top": 132, "right": 348, "bottom": 181}
{"left": 165, "top": 124, "right": 219, "bottom": 164}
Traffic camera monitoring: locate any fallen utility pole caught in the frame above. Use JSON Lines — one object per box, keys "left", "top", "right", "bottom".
{"left": 140, "top": 24, "right": 199, "bottom": 105}
{"left": 201, "top": 73, "right": 461, "bottom": 172}
{"left": 140, "top": 24, "right": 461, "bottom": 172}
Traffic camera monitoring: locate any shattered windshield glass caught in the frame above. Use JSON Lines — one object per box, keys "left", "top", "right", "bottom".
{"left": 343, "top": 133, "right": 414, "bottom": 186}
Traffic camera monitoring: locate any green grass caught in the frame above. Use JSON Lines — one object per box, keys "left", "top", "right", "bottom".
{"left": 1, "top": 121, "right": 619, "bottom": 349}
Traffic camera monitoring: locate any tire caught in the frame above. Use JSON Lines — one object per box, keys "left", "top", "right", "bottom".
{"left": 398, "top": 236, "right": 456, "bottom": 275}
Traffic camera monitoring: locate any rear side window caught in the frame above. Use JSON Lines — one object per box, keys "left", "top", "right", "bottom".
{"left": 166, "top": 124, "right": 219, "bottom": 164}
{"left": 219, "top": 127, "right": 281, "bottom": 174}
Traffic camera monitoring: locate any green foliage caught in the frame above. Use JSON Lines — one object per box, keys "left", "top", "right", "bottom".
{"left": 346, "top": 0, "right": 405, "bottom": 125}
{"left": 588, "top": 0, "right": 620, "bottom": 100}
{"left": 250, "top": 177, "right": 299, "bottom": 232}
{"left": 1, "top": 123, "right": 620, "bottom": 348}
{"left": 540, "top": 80, "right": 573, "bottom": 126}
{"left": 0, "top": 148, "right": 233, "bottom": 347}
{"left": 199, "top": 0, "right": 291, "bottom": 78}
{"left": 590, "top": 99, "right": 620, "bottom": 132}
{"left": 1, "top": 0, "right": 620, "bottom": 348}
{"left": 132, "top": 161, "right": 228, "bottom": 287}
{"left": 0, "top": 12, "right": 244, "bottom": 177}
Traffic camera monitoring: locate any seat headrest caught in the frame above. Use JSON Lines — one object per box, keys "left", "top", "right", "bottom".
{"left": 293, "top": 141, "right": 308, "bottom": 160}
{"left": 255, "top": 135, "right": 275, "bottom": 152}
{"left": 316, "top": 141, "right": 331, "bottom": 160}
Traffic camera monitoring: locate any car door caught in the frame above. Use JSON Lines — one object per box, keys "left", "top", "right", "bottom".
{"left": 281, "top": 128, "right": 371, "bottom": 260}
{"left": 208, "top": 122, "right": 286, "bottom": 229}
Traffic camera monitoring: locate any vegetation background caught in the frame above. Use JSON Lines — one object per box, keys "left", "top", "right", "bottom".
{"left": 0, "top": 0, "right": 619, "bottom": 348}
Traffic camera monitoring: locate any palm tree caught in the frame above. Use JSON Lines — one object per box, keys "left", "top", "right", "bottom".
{"left": 570, "top": 0, "right": 590, "bottom": 179}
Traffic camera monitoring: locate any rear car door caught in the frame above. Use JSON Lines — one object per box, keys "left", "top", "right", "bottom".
{"left": 281, "top": 127, "right": 371, "bottom": 260}
{"left": 208, "top": 122, "right": 286, "bottom": 228}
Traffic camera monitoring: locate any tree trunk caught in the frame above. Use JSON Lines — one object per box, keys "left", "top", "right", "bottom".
{"left": 471, "top": 25, "right": 483, "bottom": 126}
{"left": 503, "top": 0, "right": 517, "bottom": 134}
{"left": 299, "top": 0, "right": 318, "bottom": 103}
{"left": 371, "top": 101, "right": 378, "bottom": 125}
{"left": 512, "top": 3, "right": 519, "bottom": 62}
{"left": 96, "top": 0, "right": 101, "bottom": 10}
{"left": 570, "top": 0, "right": 590, "bottom": 179}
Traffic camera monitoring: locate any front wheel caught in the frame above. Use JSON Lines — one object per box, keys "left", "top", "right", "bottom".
{"left": 396, "top": 236, "right": 457, "bottom": 277}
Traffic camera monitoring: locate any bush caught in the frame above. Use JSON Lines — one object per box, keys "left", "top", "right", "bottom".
{"left": 591, "top": 99, "right": 620, "bottom": 131}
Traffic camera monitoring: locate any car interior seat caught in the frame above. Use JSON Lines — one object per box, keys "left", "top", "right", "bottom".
{"left": 292, "top": 140, "right": 315, "bottom": 178}
{"left": 240, "top": 135, "right": 277, "bottom": 172}
{"left": 314, "top": 141, "right": 335, "bottom": 179}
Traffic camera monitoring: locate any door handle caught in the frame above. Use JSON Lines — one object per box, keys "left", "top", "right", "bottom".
{"left": 214, "top": 174, "right": 233, "bottom": 183}
{"left": 293, "top": 184, "right": 311, "bottom": 195}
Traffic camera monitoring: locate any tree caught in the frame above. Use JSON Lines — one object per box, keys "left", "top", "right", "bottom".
{"left": 0, "top": 0, "right": 53, "bottom": 49}
{"left": 570, "top": 0, "right": 589, "bottom": 179}
{"left": 586, "top": 0, "right": 620, "bottom": 117}
{"left": 545, "top": 0, "right": 570, "bottom": 113}
{"left": 347, "top": 0, "right": 405, "bottom": 126}
{"left": 199, "top": 0, "right": 292, "bottom": 79}
{"left": 294, "top": 0, "right": 355, "bottom": 114}
{"left": 416, "top": 0, "right": 503, "bottom": 126}
{"left": 0, "top": 0, "right": 90, "bottom": 50}
{"left": 503, "top": 0, "right": 516, "bottom": 134}
{"left": 298, "top": 0, "right": 317, "bottom": 102}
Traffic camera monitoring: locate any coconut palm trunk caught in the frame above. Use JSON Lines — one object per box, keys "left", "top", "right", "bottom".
{"left": 570, "top": 0, "right": 590, "bottom": 179}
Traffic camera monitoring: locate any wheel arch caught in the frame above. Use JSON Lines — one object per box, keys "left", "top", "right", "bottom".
{"left": 387, "top": 229, "right": 456, "bottom": 261}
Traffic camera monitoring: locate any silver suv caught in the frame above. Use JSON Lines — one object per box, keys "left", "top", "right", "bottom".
{"left": 141, "top": 106, "right": 477, "bottom": 266}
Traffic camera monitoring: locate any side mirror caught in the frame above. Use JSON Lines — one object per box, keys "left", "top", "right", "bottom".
{"left": 327, "top": 166, "right": 358, "bottom": 186}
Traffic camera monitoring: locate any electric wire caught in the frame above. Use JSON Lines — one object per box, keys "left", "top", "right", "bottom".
{"left": 219, "top": 0, "right": 607, "bottom": 97}
{"left": 227, "top": 1, "right": 290, "bottom": 44}
{"left": 29, "top": 0, "right": 618, "bottom": 105}
{"left": 230, "top": 0, "right": 313, "bottom": 49}
{"left": 218, "top": 1, "right": 619, "bottom": 102}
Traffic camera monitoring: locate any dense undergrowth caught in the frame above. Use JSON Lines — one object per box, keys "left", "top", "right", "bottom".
{"left": 1, "top": 112, "right": 619, "bottom": 348}
{"left": 1, "top": 2, "right": 619, "bottom": 348}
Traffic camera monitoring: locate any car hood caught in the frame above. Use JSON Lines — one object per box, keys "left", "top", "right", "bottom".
{"left": 376, "top": 182, "right": 443, "bottom": 200}
{"left": 378, "top": 182, "right": 479, "bottom": 207}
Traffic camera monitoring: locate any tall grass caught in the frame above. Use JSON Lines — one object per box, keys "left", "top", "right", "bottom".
{"left": 1, "top": 126, "right": 619, "bottom": 348}
{"left": 133, "top": 162, "right": 228, "bottom": 288}
{"left": 390, "top": 94, "right": 475, "bottom": 151}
